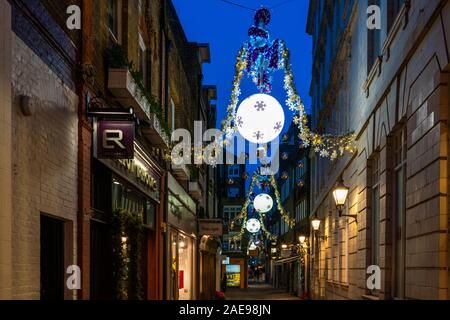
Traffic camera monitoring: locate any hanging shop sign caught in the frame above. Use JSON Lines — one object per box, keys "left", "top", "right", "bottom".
{"left": 198, "top": 219, "right": 223, "bottom": 237}
{"left": 117, "top": 158, "right": 158, "bottom": 192}
{"left": 95, "top": 120, "right": 135, "bottom": 159}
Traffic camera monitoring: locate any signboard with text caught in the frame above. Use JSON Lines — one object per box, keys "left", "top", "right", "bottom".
{"left": 198, "top": 219, "right": 223, "bottom": 236}
{"left": 95, "top": 120, "right": 134, "bottom": 159}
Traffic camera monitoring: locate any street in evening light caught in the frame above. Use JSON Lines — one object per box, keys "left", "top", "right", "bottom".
{"left": 1, "top": 0, "right": 450, "bottom": 306}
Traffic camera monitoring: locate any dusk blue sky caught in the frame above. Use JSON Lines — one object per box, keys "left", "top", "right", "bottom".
{"left": 172, "top": 0, "right": 313, "bottom": 129}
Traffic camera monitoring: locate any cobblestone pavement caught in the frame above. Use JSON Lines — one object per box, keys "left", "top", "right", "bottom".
{"left": 225, "top": 283, "right": 301, "bottom": 300}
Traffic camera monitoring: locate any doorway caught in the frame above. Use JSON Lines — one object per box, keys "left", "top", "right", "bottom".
{"left": 40, "top": 215, "right": 65, "bottom": 300}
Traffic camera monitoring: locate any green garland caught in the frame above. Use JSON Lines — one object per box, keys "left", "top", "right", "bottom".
{"left": 269, "top": 175, "right": 296, "bottom": 228}
{"left": 220, "top": 41, "right": 357, "bottom": 160}
{"left": 230, "top": 173, "right": 278, "bottom": 242}
{"left": 111, "top": 208, "right": 144, "bottom": 300}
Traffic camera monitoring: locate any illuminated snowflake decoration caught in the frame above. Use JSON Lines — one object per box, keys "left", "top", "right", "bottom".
{"left": 254, "top": 101, "right": 266, "bottom": 111}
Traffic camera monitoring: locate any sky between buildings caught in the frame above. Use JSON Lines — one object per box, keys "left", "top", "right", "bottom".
{"left": 172, "top": 0, "right": 313, "bottom": 128}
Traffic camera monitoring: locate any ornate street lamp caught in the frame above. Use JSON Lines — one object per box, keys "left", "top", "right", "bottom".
{"left": 332, "top": 177, "right": 357, "bottom": 222}
{"left": 310, "top": 214, "right": 327, "bottom": 240}
{"left": 299, "top": 235, "right": 306, "bottom": 245}
{"left": 311, "top": 214, "right": 321, "bottom": 232}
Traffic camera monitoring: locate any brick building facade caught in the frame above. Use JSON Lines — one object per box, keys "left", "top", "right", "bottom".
{"left": 0, "top": 0, "right": 80, "bottom": 299}
{"left": 0, "top": 0, "right": 214, "bottom": 300}
{"left": 307, "top": 0, "right": 450, "bottom": 300}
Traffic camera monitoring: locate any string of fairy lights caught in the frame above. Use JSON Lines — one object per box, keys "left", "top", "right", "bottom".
{"left": 162, "top": 7, "right": 357, "bottom": 252}
{"left": 223, "top": 7, "right": 357, "bottom": 250}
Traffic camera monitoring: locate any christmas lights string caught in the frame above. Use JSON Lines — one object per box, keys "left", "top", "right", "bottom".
{"left": 220, "top": 8, "right": 357, "bottom": 159}
{"left": 230, "top": 173, "right": 278, "bottom": 242}
{"left": 229, "top": 171, "right": 295, "bottom": 242}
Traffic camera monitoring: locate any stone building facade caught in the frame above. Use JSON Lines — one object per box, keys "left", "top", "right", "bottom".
{"left": 307, "top": 0, "right": 450, "bottom": 300}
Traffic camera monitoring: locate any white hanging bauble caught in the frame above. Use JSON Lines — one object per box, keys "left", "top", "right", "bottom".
{"left": 253, "top": 193, "right": 273, "bottom": 213}
{"left": 246, "top": 218, "right": 261, "bottom": 233}
{"left": 236, "top": 93, "right": 285, "bottom": 144}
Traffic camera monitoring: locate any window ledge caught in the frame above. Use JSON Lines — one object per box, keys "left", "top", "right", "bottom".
{"left": 381, "top": 1, "right": 410, "bottom": 61}
{"left": 363, "top": 56, "right": 382, "bottom": 98}
{"left": 326, "top": 280, "right": 350, "bottom": 289}
{"left": 362, "top": 294, "right": 380, "bottom": 301}
{"left": 363, "top": 1, "right": 410, "bottom": 98}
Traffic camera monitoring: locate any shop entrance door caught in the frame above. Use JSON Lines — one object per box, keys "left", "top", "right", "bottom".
{"left": 90, "top": 220, "right": 113, "bottom": 300}
{"left": 169, "top": 229, "right": 194, "bottom": 300}
{"left": 40, "top": 215, "right": 64, "bottom": 300}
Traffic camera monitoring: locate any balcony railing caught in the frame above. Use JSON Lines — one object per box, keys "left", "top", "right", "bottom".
{"left": 108, "top": 68, "right": 170, "bottom": 148}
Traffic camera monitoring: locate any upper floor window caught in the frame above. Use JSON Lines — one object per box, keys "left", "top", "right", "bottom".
{"left": 367, "top": 0, "right": 381, "bottom": 73}
{"left": 108, "top": 0, "right": 121, "bottom": 42}
{"left": 369, "top": 153, "right": 380, "bottom": 295}
{"left": 228, "top": 165, "right": 240, "bottom": 178}
{"left": 388, "top": 0, "right": 406, "bottom": 32}
{"left": 138, "top": 33, "right": 148, "bottom": 87}
{"left": 227, "top": 187, "right": 240, "bottom": 198}
{"left": 393, "top": 127, "right": 407, "bottom": 298}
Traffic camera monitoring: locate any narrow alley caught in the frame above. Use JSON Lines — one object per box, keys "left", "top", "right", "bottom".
{"left": 226, "top": 284, "right": 301, "bottom": 301}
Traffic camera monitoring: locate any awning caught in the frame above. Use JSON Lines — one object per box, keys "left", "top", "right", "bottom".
{"left": 274, "top": 255, "right": 301, "bottom": 265}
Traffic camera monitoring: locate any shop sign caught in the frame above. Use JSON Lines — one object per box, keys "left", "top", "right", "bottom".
{"left": 280, "top": 249, "right": 291, "bottom": 258}
{"left": 117, "top": 158, "right": 158, "bottom": 192}
{"left": 95, "top": 120, "right": 135, "bottom": 159}
{"left": 198, "top": 219, "right": 223, "bottom": 236}
{"left": 249, "top": 249, "right": 259, "bottom": 257}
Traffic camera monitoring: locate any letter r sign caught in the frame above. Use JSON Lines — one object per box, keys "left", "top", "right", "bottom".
{"left": 103, "top": 130, "right": 126, "bottom": 150}
{"left": 96, "top": 120, "right": 134, "bottom": 159}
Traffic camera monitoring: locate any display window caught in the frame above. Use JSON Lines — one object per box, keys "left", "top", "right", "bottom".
{"left": 169, "top": 229, "right": 194, "bottom": 300}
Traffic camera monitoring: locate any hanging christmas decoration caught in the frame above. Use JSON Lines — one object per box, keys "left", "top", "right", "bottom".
{"left": 245, "top": 7, "right": 283, "bottom": 93}
{"left": 253, "top": 193, "right": 273, "bottom": 213}
{"left": 297, "top": 179, "right": 305, "bottom": 188}
{"left": 281, "top": 152, "right": 289, "bottom": 160}
{"left": 236, "top": 93, "right": 285, "bottom": 144}
{"left": 220, "top": 7, "right": 357, "bottom": 159}
{"left": 281, "top": 171, "right": 289, "bottom": 180}
{"left": 258, "top": 214, "right": 277, "bottom": 241}
{"left": 248, "top": 242, "right": 258, "bottom": 251}
{"left": 269, "top": 175, "right": 296, "bottom": 228}
{"left": 246, "top": 218, "right": 261, "bottom": 233}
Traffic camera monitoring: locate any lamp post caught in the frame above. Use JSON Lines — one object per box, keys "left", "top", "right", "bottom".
{"left": 332, "top": 177, "right": 357, "bottom": 222}
{"left": 310, "top": 214, "right": 327, "bottom": 240}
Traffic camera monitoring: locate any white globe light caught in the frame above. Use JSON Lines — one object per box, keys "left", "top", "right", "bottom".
{"left": 246, "top": 218, "right": 261, "bottom": 233}
{"left": 253, "top": 193, "right": 273, "bottom": 213}
{"left": 236, "top": 93, "right": 285, "bottom": 144}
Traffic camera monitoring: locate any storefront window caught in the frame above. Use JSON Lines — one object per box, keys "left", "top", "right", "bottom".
{"left": 145, "top": 200, "right": 156, "bottom": 230}
{"left": 112, "top": 176, "right": 157, "bottom": 230}
{"left": 169, "top": 230, "right": 194, "bottom": 300}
